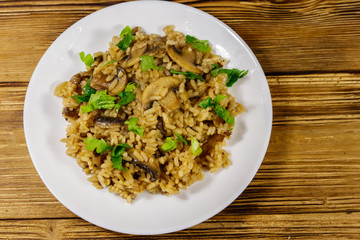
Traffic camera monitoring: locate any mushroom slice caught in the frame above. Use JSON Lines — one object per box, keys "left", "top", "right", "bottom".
{"left": 141, "top": 76, "right": 182, "bottom": 109}
{"left": 158, "top": 90, "right": 180, "bottom": 113}
{"left": 62, "top": 107, "right": 78, "bottom": 120}
{"left": 166, "top": 45, "right": 202, "bottom": 74}
{"left": 94, "top": 115, "right": 124, "bottom": 127}
{"left": 108, "top": 66, "right": 128, "bottom": 95}
{"left": 70, "top": 71, "right": 92, "bottom": 93}
{"left": 90, "top": 71, "right": 110, "bottom": 91}
{"left": 126, "top": 151, "right": 160, "bottom": 182}
{"left": 90, "top": 67, "right": 128, "bottom": 96}
{"left": 121, "top": 41, "right": 147, "bottom": 68}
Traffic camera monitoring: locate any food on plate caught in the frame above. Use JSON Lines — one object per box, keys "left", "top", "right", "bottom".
{"left": 54, "top": 25, "right": 247, "bottom": 202}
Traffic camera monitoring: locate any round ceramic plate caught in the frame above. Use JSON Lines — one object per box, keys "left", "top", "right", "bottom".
{"left": 24, "top": 1, "right": 272, "bottom": 235}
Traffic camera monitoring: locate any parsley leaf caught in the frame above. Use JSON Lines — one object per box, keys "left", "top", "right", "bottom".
{"left": 111, "top": 143, "right": 131, "bottom": 171}
{"left": 124, "top": 82, "right": 137, "bottom": 92}
{"left": 186, "top": 35, "right": 211, "bottom": 53}
{"left": 161, "top": 137, "right": 178, "bottom": 152}
{"left": 71, "top": 76, "right": 96, "bottom": 103}
{"left": 175, "top": 133, "right": 188, "bottom": 145}
{"left": 211, "top": 64, "right": 248, "bottom": 87}
{"left": 116, "top": 26, "right": 135, "bottom": 52}
{"left": 198, "top": 95, "right": 235, "bottom": 125}
{"left": 79, "top": 51, "right": 94, "bottom": 68}
{"left": 191, "top": 137, "right": 202, "bottom": 156}
{"left": 198, "top": 97, "right": 213, "bottom": 109}
{"left": 214, "top": 104, "right": 230, "bottom": 122}
{"left": 140, "top": 55, "right": 163, "bottom": 71}
{"left": 84, "top": 137, "right": 111, "bottom": 154}
{"left": 114, "top": 83, "right": 137, "bottom": 112}
{"left": 71, "top": 94, "right": 90, "bottom": 103}
{"left": 170, "top": 69, "right": 204, "bottom": 81}
{"left": 81, "top": 90, "right": 117, "bottom": 113}
{"left": 117, "top": 92, "right": 135, "bottom": 107}
{"left": 125, "top": 117, "right": 144, "bottom": 136}
{"left": 120, "top": 25, "right": 132, "bottom": 37}
{"left": 214, "top": 94, "right": 227, "bottom": 105}
{"left": 102, "top": 59, "right": 115, "bottom": 67}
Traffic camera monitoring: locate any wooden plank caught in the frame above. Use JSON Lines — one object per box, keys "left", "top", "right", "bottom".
{"left": 0, "top": 0, "right": 359, "bottom": 75}
{"left": 0, "top": 213, "right": 359, "bottom": 239}
{"left": 0, "top": 73, "right": 359, "bottom": 228}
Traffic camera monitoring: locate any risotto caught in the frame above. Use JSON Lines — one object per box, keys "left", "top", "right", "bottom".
{"left": 54, "top": 25, "right": 247, "bottom": 202}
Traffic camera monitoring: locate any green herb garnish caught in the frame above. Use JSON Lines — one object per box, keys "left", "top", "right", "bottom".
{"left": 71, "top": 76, "right": 96, "bottom": 103}
{"left": 81, "top": 90, "right": 117, "bottom": 113}
{"left": 170, "top": 69, "right": 204, "bottom": 81}
{"left": 124, "top": 82, "right": 137, "bottom": 92}
{"left": 140, "top": 55, "right": 163, "bottom": 71}
{"left": 198, "top": 94, "right": 235, "bottom": 125}
{"left": 84, "top": 137, "right": 111, "bottom": 154}
{"left": 116, "top": 25, "right": 135, "bottom": 52}
{"left": 79, "top": 51, "right": 94, "bottom": 68}
{"left": 214, "top": 94, "right": 227, "bottom": 105}
{"left": 120, "top": 25, "right": 132, "bottom": 37}
{"left": 111, "top": 143, "right": 131, "bottom": 171}
{"left": 186, "top": 35, "right": 211, "bottom": 53}
{"left": 114, "top": 83, "right": 137, "bottom": 112}
{"left": 125, "top": 117, "right": 144, "bottom": 136}
{"left": 102, "top": 59, "right": 115, "bottom": 67}
{"left": 175, "top": 133, "right": 188, "bottom": 145}
{"left": 211, "top": 64, "right": 248, "bottom": 87}
{"left": 161, "top": 137, "right": 178, "bottom": 152}
{"left": 190, "top": 137, "right": 202, "bottom": 156}
{"left": 198, "top": 97, "right": 213, "bottom": 109}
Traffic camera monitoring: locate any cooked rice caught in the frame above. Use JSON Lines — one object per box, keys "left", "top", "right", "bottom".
{"left": 54, "top": 25, "right": 245, "bottom": 203}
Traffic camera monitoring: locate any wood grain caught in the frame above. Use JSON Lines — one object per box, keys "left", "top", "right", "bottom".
{"left": 1, "top": 73, "right": 359, "bottom": 239}
{"left": 0, "top": 213, "right": 359, "bottom": 239}
{"left": 1, "top": 0, "right": 360, "bottom": 239}
{"left": 0, "top": 0, "right": 359, "bottom": 75}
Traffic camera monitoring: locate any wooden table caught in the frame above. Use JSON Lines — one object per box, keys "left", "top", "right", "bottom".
{"left": 1, "top": 0, "right": 359, "bottom": 239}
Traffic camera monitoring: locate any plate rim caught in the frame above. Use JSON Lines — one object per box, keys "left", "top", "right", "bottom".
{"left": 23, "top": 0, "right": 272, "bottom": 235}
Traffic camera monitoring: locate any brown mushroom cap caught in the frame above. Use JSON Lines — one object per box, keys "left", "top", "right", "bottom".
{"left": 126, "top": 151, "right": 160, "bottom": 182}
{"left": 121, "top": 41, "right": 147, "bottom": 68}
{"left": 108, "top": 66, "right": 128, "bottom": 95}
{"left": 141, "top": 76, "right": 182, "bottom": 112}
{"left": 90, "top": 66, "right": 128, "bottom": 96}
{"left": 94, "top": 115, "right": 125, "bottom": 127}
{"left": 90, "top": 71, "right": 110, "bottom": 91}
{"left": 166, "top": 45, "right": 202, "bottom": 74}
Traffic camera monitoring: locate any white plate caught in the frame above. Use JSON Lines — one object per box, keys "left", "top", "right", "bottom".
{"left": 24, "top": 1, "right": 272, "bottom": 235}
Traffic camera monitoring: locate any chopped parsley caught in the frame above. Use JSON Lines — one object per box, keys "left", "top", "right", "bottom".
{"left": 175, "top": 133, "right": 188, "bottom": 145}
{"left": 198, "top": 94, "right": 235, "bottom": 125}
{"left": 161, "top": 137, "right": 178, "bottom": 152}
{"left": 211, "top": 64, "right": 248, "bottom": 87}
{"left": 170, "top": 69, "right": 204, "bottom": 81}
{"left": 214, "top": 94, "right": 227, "bottom": 105}
{"left": 111, "top": 143, "right": 131, "bottom": 171}
{"left": 198, "top": 97, "right": 213, "bottom": 109}
{"left": 160, "top": 134, "right": 188, "bottom": 152}
{"left": 125, "top": 117, "right": 144, "bottom": 136}
{"left": 186, "top": 35, "right": 211, "bottom": 53}
{"left": 120, "top": 25, "right": 132, "bottom": 37}
{"left": 79, "top": 51, "right": 94, "bottom": 68}
{"left": 190, "top": 137, "right": 202, "bottom": 156}
{"left": 84, "top": 137, "right": 111, "bottom": 154}
{"left": 140, "top": 55, "right": 163, "bottom": 71}
{"left": 102, "top": 59, "right": 115, "bottom": 67}
{"left": 81, "top": 90, "right": 117, "bottom": 113}
{"left": 124, "top": 82, "right": 137, "bottom": 92}
{"left": 115, "top": 83, "right": 137, "bottom": 112}
{"left": 71, "top": 76, "right": 96, "bottom": 103}
{"left": 116, "top": 25, "right": 135, "bottom": 52}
